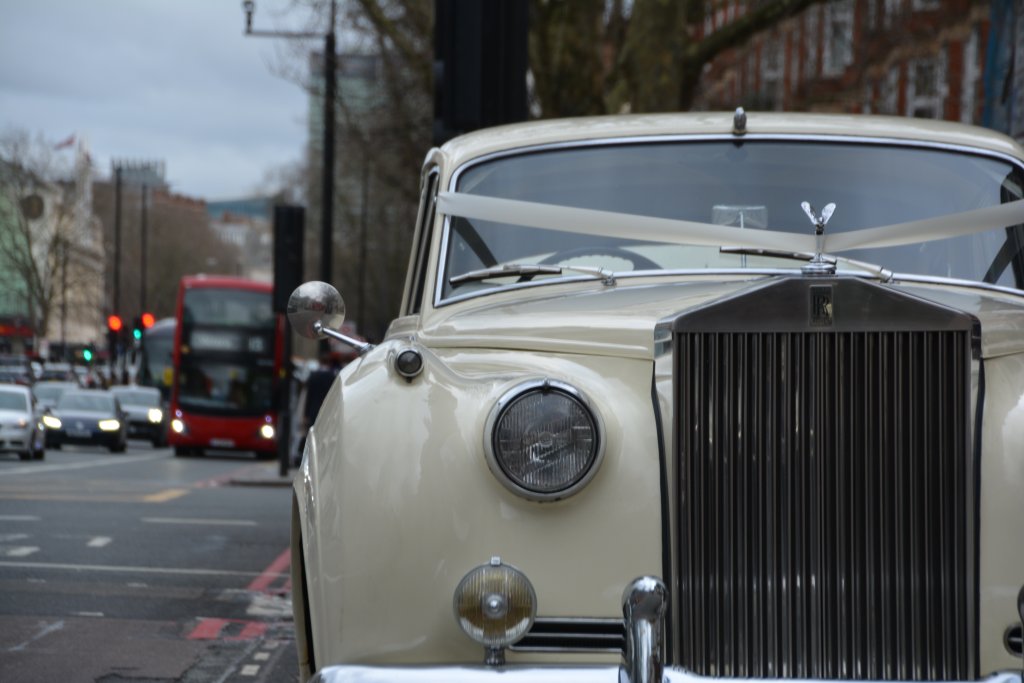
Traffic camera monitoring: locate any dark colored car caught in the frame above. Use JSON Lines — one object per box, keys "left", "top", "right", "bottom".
{"left": 110, "top": 385, "right": 167, "bottom": 447}
{"left": 44, "top": 390, "right": 127, "bottom": 453}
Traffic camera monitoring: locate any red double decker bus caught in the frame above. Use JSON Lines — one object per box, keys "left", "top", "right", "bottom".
{"left": 167, "top": 275, "right": 284, "bottom": 458}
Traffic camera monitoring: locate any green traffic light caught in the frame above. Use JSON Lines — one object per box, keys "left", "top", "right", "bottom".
{"left": 83, "top": 348, "right": 93, "bottom": 362}
{"left": 133, "top": 328, "right": 142, "bottom": 341}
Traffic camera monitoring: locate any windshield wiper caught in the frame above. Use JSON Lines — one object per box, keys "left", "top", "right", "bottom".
{"left": 720, "top": 247, "right": 893, "bottom": 282}
{"left": 449, "top": 263, "right": 616, "bottom": 288}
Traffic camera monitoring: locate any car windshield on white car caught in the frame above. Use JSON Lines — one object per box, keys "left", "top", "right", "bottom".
{"left": 440, "top": 140, "right": 1024, "bottom": 301}
{"left": 0, "top": 389, "right": 29, "bottom": 412}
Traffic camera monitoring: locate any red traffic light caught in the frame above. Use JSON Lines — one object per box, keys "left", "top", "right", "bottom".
{"left": 141, "top": 312, "right": 155, "bottom": 329}
{"left": 107, "top": 314, "right": 123, "bottom": 332}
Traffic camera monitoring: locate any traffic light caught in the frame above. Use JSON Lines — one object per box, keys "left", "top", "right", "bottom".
{"left": 132, "top": 317, "right": 143, "bottom": 342}
{"left": 107, "top": 314, "right": 123, "bottom": 333}
{"left": 82, "top": 345, "right": 94, "bottom": 363}
{"left": 141, "top": 312, "right": 155, "bottom": 329}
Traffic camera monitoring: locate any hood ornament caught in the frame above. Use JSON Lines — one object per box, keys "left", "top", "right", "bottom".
{"left": 800, "top": 201, "right": 837, "bottom": 276}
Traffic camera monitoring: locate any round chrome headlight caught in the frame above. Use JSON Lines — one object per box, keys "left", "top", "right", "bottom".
{"left": 453, "top": 558, "right": 536, "bottom": 648}
{"left": 485, "top": 379, "right": 603, "bottom": 501}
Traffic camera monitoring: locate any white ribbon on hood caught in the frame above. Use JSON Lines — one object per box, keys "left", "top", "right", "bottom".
{"left": 437, "top": 191, "right": 1024, "bottom": 254}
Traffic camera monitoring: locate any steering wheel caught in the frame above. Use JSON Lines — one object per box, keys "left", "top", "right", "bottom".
{"left": 538, "top": 246, "right": 661, "bottom": 271}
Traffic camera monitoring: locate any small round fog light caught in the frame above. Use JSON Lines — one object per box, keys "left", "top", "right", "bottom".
{"left": 454, "top": 557, "right": 536, "bottom": 649}
{"left": 259, "top": 424, "right": 275, "bottom": 439}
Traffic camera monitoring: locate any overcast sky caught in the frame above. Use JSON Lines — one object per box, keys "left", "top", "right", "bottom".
{"left": 0, "top": 0, "right": 319, "bottom": 201}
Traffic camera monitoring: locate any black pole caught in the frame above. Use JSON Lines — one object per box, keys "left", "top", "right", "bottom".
{"left": 140, "top": 184, "right": 148, "bottom": 312}
{"left": 321, "top": 9, "right": 336, "bottom": 287}
{"left": 114, "top": 165, "right": 122, "bottom": 316}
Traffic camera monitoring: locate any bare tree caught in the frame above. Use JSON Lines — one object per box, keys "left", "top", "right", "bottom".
{"left": 0, "top": 129, "right": 97, "bottom": 344}
{"left": 265, "top": 0, "right": 831, "bottom": 339}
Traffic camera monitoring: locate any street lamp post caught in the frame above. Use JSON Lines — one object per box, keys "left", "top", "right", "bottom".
{"left": 242, "top": 0, "right": 337, "bottom": 289}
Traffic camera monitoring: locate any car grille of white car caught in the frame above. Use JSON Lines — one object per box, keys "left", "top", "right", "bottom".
{"left": 671, "top": 278, "right": 976, "bottom": 681}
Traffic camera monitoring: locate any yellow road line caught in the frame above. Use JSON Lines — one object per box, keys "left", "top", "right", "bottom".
{"left": 141, "top": 488, "right": 190, "bottom": 503}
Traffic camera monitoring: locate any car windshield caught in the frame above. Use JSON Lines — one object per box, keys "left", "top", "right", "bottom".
{"left": 441, "top": 140, "right": 1024, "bottom": 300}
{"left": 112, "top": 390, "right": 159, "bottom": 407}
{"left": 35, "top": 384, "right": 71, "bottom": 401}
{"left": 58, "top": 393, "right": 114, "bottom": 412}
{"left": 0, "top": 390, "right": 28, "bottom": 411}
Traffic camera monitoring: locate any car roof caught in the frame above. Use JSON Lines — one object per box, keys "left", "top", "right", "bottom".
{"left": 0, "top": 383, "right": 31, "bottom": 395}
{"left": 436, "top": 111, "right": 1024, "bottom": 174}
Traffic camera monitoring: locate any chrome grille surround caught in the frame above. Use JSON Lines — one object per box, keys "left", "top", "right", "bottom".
{"left": 669, "top": 277, "right": 979, "bottom": 681}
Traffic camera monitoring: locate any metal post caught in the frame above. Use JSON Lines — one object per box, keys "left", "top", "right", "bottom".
{"left": 140, "top": 184, "right": 148, "bottom": 312}
{"left": 321, "top": 3, "right": 336, "bottom": 288}
{"left": 113, "top": 165, "right": 122, "bottom": 316}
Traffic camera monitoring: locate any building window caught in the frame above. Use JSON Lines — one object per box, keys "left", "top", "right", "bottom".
{"left": 906, "top": 52, "right": 947, "bottom": 119}
{"left": 804, "top": 7, "right": 820, "bottom": 80}
{"left": 823, "top": 0, "right": 855, "bottom": 77}
{"left": 880, "top": 65, "right": 900, "bottom": 114}
{"left": 883, "top": 0, "right": 903, "bottom": 29}
{"left": 961, "top": 29, "right": 980, "bottom": 124}
{"left": 761, "top": 35, "right": 784, "bottom": 108}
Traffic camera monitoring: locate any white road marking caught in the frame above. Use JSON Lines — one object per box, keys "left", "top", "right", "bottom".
{"left": 240, "top": 664, "right": 260, "bottom": 676}
{"left": 0, "top": 515, "right": 39, "bottom": 521}
{"left": 5, "top": 546, "right": 39, "bottom": 557}
{"left": 8, "top": 619, "right": 63, "bottom": 652}
{"left": 0, "top": 452, "right": 165, "bottom": 477}
{"left": 87, "top": 536, "right": 112, "bottom": 548}
{"left": 253, "top": 652, "right": 270, "bottom": 661}
{"left": 142, "top": 517, "right": 257, "bottom": 527}
{"left": 0, "top": 560, "right": 284, "bottom": 579}
{"left": 0, "top": 533, "right": 29, "bottom": 542}
{"left": 72, "top": 611, "right": 104, "bottom": 617}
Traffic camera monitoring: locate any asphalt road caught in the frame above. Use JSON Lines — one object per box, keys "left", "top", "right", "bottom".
{"left": 0, "top": 440, "right": 298, "bottom": 683}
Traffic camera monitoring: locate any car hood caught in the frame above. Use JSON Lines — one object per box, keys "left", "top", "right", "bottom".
{"left": 418, "top": 277, "right": 1024, "bottom": 360}
{"left": 0, "top": 408, "right": 30, "bottom": 422}
{"left": 53, "top": 409, "right": 115, "bottom": 422}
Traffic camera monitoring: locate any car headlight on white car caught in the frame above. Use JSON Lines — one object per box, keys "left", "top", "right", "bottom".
{"left": 484, "top": 379, "right": 604, "bottom": 501}
{"left": 147, "top": 408, "right": 163, "bottom": 423}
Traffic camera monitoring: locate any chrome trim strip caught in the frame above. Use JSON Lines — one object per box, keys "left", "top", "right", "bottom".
{"left": 433, "top": 133, "right": 1024, "bottom": 309}
{"left": 310, "top": 666, "right": 1024, "bottom": 683}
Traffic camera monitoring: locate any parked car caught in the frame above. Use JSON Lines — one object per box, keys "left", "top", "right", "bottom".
{"left": 110, "top": 385, "right": 167, "bottom": 447}
{"left": 44, "top": 389, "right": 127, "bottom": 453}
{"left": 287, "top": 112, "right": 1024, "bottom": 683}
{"left": 32, "top": 380, "right": 79, "bottom": 412}
{"left": 0, "top": 383, "right": 45, "bottom": 460}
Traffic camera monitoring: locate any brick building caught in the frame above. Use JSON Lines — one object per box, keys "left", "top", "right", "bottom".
{"left": 694, "top": 0, "right": 994, "bottom": 128}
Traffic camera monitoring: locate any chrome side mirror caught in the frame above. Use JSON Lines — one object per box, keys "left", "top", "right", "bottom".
{"left": 287, "top": 281, "right": 373, "bottom": 355}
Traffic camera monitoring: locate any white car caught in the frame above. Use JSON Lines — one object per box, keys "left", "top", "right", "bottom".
{"left": 0, "top": 383, "right": 45, "bottom": 460}
{"left": 289, "top": 112, "right": 1024, "bottom": 683}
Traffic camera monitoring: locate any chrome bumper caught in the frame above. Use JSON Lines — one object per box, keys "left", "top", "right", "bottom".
{"left": 311, "top": 666, "right": 1024, "bottom": 683}
{"left": 310, "top": 577, "right": 1023, "bottom": 683}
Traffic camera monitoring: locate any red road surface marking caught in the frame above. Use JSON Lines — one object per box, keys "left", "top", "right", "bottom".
{"left": 247, "top": 547, "right": 290, "bottom": 593}
{"left": 187, "top": 617, "right": 230, "bottom": 640}
{"left": 230, "top": 621, "right": 268, "bottom": 641}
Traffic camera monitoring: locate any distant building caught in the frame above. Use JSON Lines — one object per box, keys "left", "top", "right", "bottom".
{"left": 0, "top": 141, "right": 104, "bottom": 357}
{"left": 208, "top": 200, "right": 273, "bottom": 283}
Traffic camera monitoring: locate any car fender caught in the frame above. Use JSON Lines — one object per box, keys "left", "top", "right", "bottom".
{"left": 295, "top": 338, "right": 666, "bottom": 666}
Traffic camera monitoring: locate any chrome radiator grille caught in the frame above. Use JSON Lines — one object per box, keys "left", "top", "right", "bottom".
{"left": 670, "top": 279, "right": 978, "bottom": 681}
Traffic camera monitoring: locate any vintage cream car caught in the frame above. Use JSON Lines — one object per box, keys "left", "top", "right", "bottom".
{"left": 288, "top": 111, "right": 1024, "bottom": 683}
